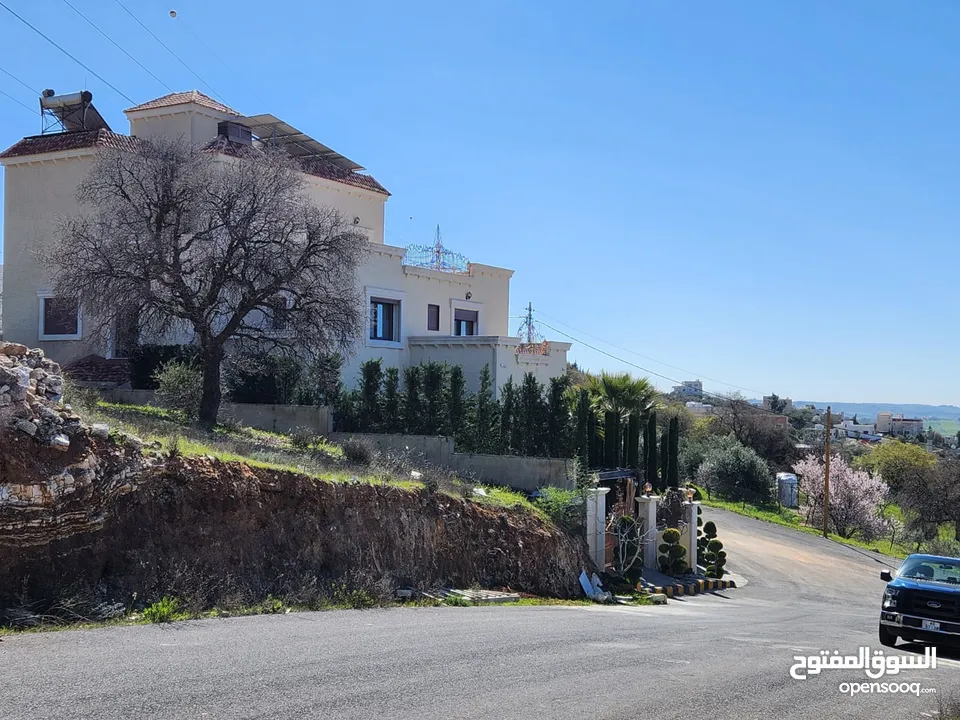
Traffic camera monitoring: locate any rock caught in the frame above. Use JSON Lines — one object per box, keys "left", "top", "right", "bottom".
{"left": 0, "top": 395, "right": 10, "bottom": 407}
{"left": 125, "top": 435, "right": 144, "bottom": 451}
{"left": 648, "top": 593, "right": 668, "bottom": 605}
{"left": 14, "top": 420, "right": 38, "bottom": 437}
{"left": 0, "top": 342, "right": 28, "bottom": 357}
{"left": 90, "top": 424, "right": 110, "bottom": 440}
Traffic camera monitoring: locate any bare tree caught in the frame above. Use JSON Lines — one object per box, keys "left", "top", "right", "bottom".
{"left": 49, "top": 137, "right": 366, "bottom": 428}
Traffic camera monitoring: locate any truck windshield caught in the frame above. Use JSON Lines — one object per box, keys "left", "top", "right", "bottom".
{"left": 898, "top": 557, "right": 960, "bottom": 584}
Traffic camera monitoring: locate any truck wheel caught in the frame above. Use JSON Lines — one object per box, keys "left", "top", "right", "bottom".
{"left": 879, "top": 624, "right": 897, "bottom": 648}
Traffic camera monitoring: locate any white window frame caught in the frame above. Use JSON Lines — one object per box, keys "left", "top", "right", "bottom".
{"left": 365, "top": 286, "right": 405, "bottom": 348}
{"left": 37, "top": 291, "right": 82, "bottom": 341}
{"left": 449, "top": 298, "right": 483, "bottom": 337}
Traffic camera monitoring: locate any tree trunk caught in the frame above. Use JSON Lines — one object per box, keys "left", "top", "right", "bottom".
{"left": 198, "top": 345, "right": 224, "bottom": 430}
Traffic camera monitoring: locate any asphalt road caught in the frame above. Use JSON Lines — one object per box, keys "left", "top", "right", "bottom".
{"left": 2, "top": 507, "right": 959, "bottom": 720}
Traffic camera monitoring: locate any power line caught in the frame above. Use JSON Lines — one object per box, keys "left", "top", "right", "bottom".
{"left": 0, "top": 1, "right": 135, "bottom": 104}
{"left": 0, "top": 65, "right": 37, "bottom": 95}
{"left": 534, "top": 316, "right": 793, "bottom": 420}
{"left": 60, "top": 0, "right": 174, "bottom": 93}
{"left": 113, "top": 0, "right": 223, "bottom": 101}
{"left": 533, "top": 308, "right": 764, "bottom": 396}
{"left": 0, "top": 88, "right": 34, "bottom": 115}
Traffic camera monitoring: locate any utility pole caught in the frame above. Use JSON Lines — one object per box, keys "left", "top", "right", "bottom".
{"left": 823, "top": 406, "right": 831, "bottom": 538}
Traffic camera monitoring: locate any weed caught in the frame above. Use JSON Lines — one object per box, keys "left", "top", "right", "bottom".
{"left": 330, "top": 584, "right": 378, "bottom": 609}
{"left": 443, "top": 594, "right": 474, "bottom": 607}
{"left": 342, "top": 438, "right": 375, "bottom": 465}
{"left": 142, "top": 597, "right": 185, "bottom": 624}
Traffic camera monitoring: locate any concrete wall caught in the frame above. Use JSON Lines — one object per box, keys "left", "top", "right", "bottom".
{"left": 100, "top": 389, "right": 330, "bottom": 435}
{"left": 329, "top": 431, "right": 575, "bottom": 492}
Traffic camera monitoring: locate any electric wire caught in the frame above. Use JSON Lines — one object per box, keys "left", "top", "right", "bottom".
{"left": 0, "top": 1, "right": 136, "bottom": 103}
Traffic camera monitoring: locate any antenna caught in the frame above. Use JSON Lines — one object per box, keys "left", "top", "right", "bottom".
{"left": 516, "top": 302, "right": 548, "bottom": 355}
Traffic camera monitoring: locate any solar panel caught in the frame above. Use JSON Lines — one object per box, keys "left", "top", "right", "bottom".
{"left": 237, "top": 113, "right": 364, "bottom": 172}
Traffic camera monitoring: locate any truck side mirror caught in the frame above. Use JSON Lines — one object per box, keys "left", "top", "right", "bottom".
{"left": 880, "top": 570, "right": 893, "bottom": 582}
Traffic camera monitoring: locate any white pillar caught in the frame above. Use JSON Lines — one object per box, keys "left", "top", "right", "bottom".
{"left": 585, "top": 487, "right": 611, "bottom": 571}
{"left": 685, "top": 501, "right": 701, "bottom": 572}
{"left": 635, "top": 493, "right": 660, "bottom": 570}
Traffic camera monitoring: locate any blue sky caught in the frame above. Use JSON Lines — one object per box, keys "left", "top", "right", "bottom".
{"left": 1, "top": 1, "right": 958, "bottom": 405}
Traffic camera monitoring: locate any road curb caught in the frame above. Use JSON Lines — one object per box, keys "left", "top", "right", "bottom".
{"left": 637, "top": 577, "right": 738, "bottom": 598}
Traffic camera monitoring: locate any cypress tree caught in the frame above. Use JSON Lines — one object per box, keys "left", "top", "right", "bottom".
{"left": 668, "top": 416, "right": 680, "bottom": 488}
{"left": 575, "top": 388, "right": 591, "bottom": 468}
{"left": 645, "top": 411, "right": 658, "bottom": 490}
{"left": 626, "top": 413, "right": 641, "bottom": 468}
{"left": 517, "top": 372, "right": 546, "bottom": 456}
{"left": 448, "top": 365, "right": 466, "bottom": 440}
{"left": 382, "top": 367, "right": 400, "bottom": 433}
{"left": 660, "top": 428, "right": 669, "bottom": 490}
{"left": 401, "top": 365, "right": 423, "bottom": 434}
{"left": 358, "top": 359, "right": 383, "bottom": 432}
{"left": 587, "top": 410, "right": 599, "bottom": 468}
{"left": 473, "top": 364, "right": 497, "bottom": 453}
{"left": 603, "top": 410, "right": 620, "bottom": 468}
{"left": 421, "top": 362, "right": 447, "bottom": 435}
{"left": 546, "top": 375, "right": 572, "bottom": 457}
{"left": 499, "top": 377, "right": 516, "bottom": 454}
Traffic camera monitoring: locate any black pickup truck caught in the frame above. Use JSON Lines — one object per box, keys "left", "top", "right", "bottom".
{"left": 879, "top": 553, "right": 960, "bottom": 648}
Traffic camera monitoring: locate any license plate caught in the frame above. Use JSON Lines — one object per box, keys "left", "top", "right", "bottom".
{"left": 922, "top": 620, "right": 941, "bottom": 632}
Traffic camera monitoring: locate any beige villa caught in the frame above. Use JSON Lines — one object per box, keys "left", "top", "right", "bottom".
{"left": 0, "top": 89, "right": 569, "bottom": 395}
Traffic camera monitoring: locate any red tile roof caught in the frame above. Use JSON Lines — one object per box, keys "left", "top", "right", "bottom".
{"left": 62, "top": 355, "right": 131, "bottom": 385}
{"left": 205, "top": 137, "right": 390, "bottom": 196}
{"left": 0, "top": 129, "right": 140, "bottom": 160}
{"left": 125, "top": 91, "right": 241, "bottom": 117}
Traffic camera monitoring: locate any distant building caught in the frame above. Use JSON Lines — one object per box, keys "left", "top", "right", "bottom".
{"left": 762, "top": 395, "right": 794, "bottom": 413}
{"left": 875, "top": 412, "right": 924, "bottom": 437}
{"left": 685, "top": 401, "right": 714, "bottom": 418}
{"left": 674, "top": 380, "right": 703, "bottom": 398}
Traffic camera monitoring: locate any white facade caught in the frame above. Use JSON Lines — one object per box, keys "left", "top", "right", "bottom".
{"left": 674, "top": 380, "right": 703, "bottom": 398}
{"left": 875, "top": 412, "right": 923, "bottom": 437}
{"left": 0, "top": 90, "right": 569, "bottom": 393}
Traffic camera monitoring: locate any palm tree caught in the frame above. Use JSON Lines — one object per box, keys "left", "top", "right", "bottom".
{"left": 587, "top": 371, "right": 658, "bottom": 419}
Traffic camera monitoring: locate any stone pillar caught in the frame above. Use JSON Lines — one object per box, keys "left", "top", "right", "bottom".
{"left": 635, "top": 493, "right": 660, "bottom": 570}
{"left": 685, "top": 501, "right": 701, "bottom": 572}
{"left": 585, "top": 487, "right": 611, "bottom": 571}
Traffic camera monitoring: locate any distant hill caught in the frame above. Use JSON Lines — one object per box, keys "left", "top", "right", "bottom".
{"left": 792, "top": 402, "right": 960, "bottom": 422}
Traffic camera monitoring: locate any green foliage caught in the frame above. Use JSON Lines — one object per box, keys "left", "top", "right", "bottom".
{"left": 402, "top": 365, "right": 424, "bottom": 435}
{"left": 382, "top": 367, "right": 401, "bottom": 434}
{"left": 667, "top": 417, "right": 680, "bottom": 488}
{"left": 516, "top": 373, "right": 547, "bottom": 456}
{"left": 469, "top": 364, "right": 498, "bottom": 453}
{"left": 603, "top": 410, "right": 620, "bottom": 468}
{"left": 658, "top": 527, "right": 688, "bottom": 576}
{"left": 855, "top": 440, "right": 936, "bottom": 492}
{"left": 645, "top": 411, "right": 659, "bottom": 490}
{"left": 572, "top": 388, "right": 590, "bottom": 468}
{"left": 330, "top": 584, "right": 378, "bottom": 609}
{"left": 702, "top": 522, "right": 726, "bottom": 578}
{"left": 421, "top": 362, "right": 448, "bottom": 435}
{"left": 499, "top": 377, "right": 517, "bottom": 454}
{"left": 130, "top": 344, "right": 198, "bottom": 390}
{"left": 626, "top": 413, "right": 641, "bottom": 468}
{"left": 587, "top": 411, "right": 601, "bottom": 468}
{"left": 448, "top": 365, "right": 467, "bottom": 441}
{"left": 342, "top": 437, "right": 375, "bottom": 465}
{"left": 659, "top": 428, "right": 669, "bottom": 485}
{"left": 587, "top": 371, "right": 658, "bottom": 419}
{"left": 224, "top": 352, "right": 302, "bottom": 405}
{"left": 358, "top": 359, "right": 384, "bottom": 432}
{"left": 142, "top": 596, "right": 183, "bottom": 624}
{"left": 535, "top": 487, "right": 584, "bottom": 531}
{"left": 546, "top": 375, "right": 572, "bottom": 457}
{"left": 696, "top": 440, "right": 773, "bottom": 503}
{"left": 154, "top": 361, "right": 203, "bottom": 421}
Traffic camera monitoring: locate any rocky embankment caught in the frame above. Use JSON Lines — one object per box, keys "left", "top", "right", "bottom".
{"left": 0, "top": 344, "right": 583, "bottom": 622}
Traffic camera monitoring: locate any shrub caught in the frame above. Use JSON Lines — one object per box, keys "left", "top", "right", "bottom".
{"left": 696, "top": 441, "right": 773, "bottom": 503}
{"left": 153, "top": 361, "right": 203, "bottom": 420}
{"left": 658, "top": 527, "right": 688, "bottom": 576}
{"left": 142, "top": 596, "right": 183, "bottom": 624}
{"left": 702, "top": 522, "right": 726, "bottom": 578}
{"left": 130, "top": 345, "right": 198, "bottom": 390}
{"left": 289, "top": 426, "right": 318, "bottom": 451}
{"left": 342, "top": 437, "right": 374, "bottom": 466}
{"left": 535, "top": 487, "right": 584, "bottom": 531}
{"left": 224, "top": 352, "right": 303, "bottom": 405}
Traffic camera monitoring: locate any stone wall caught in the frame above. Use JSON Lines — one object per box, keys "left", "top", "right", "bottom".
{"left": 328, "top": 432, "right": 575, "bottom": 492}
{"left": 101, "top": 389, "right": 331, "bottom": 435}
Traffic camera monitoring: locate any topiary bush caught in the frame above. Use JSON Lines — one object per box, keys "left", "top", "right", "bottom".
{"left": 703, "top": 522, "right": 727, "bottom": 578}
{"left": 658, "top": 527, "right": 688, "bottom": 576}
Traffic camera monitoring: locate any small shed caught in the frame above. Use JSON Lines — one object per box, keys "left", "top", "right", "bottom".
{"left": 776, "top": 472, "right": 799, "bottom": 508}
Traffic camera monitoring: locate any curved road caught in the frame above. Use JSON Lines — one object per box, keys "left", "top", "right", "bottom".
{"left": 1, "top": 508, "right": 958, "bottom": 720}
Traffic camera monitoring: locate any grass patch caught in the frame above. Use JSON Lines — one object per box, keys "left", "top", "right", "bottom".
{"left": 697, "top": 492, "right": 913, "bottom": 559}
{"left": 141, "top": 597, "right": 189, "bottom": 624}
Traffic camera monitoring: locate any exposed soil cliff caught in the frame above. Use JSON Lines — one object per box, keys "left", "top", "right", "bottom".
{"left": 0, "top": 344, "right": 584, "bottom": 622}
